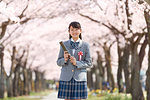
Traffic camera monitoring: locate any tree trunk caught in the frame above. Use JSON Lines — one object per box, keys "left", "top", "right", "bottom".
{"left": 97, "top": 51, "right": 105, "bottom": 90}
{"left": 41, "top": 72, "right": 46, "bottom": 90}
{"left": 117, "top": 43, "right": 124, "bottom": 93}
{"left": 87, "top": 70, "right": 94, "bottom": 90}
{"left": 0, "top": 76, "right": 5, "bottom": 98}
{"left": 22, "top": 57, "right": 29, "bottom": 95}
{"left": 146, "top": 57, "right": 150, "bottom": 100}
{"left": 131, "top": 54, "right": 144, "bottom": 100}
{"left": 13, "top": 65, "right": 20, "bottom": 97}
{"left": 7, "top": 77, "right": 13, "bottom": 97}
{"left": 94, "top": 64, "right": 101, "bottom": 89}
{"left": 38, "top": 72, "right": 42, "bottom": 91}
{"left": 35, "top": 70, "right": 40, "bottom": 92}
{"left": 144, "top": 10, "right": 150, "bottom": 100}
{"left": 27, "top": 68, "right": 32, "bottom": 93}
{"left": 23, "top": 68, "right": 28, "bottom": 95}
{"left": 122, "top": 44, "right": 131, "bottom": 93}
{"left": 0, "top": 45, "right": 5, "bottom": 98}
{"left": 131, "top": 35, "right": 145, "bottom": 100}
{"left": 104, "top": 44, "right": 115, "bottom": 91}
{"left": 117, "top": 57, "right": 124, "bottom": 93}
{"left": 7, "top": 46, "right": 16, "bottom": 97}
{"left": 18, "top": 76, "right": 23, "bottom": 96}
{"left": 13, "top": 50, "right": 25, "bottom": 96}
{"left": 106, "top": 57, "right": 115, "bottom": 91}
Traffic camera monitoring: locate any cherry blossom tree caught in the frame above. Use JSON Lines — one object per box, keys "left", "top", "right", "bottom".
{"left": 77, "top": 0, "right": 150, "bottom": 99}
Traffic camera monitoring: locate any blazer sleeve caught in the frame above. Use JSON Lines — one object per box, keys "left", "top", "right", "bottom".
{"left": 76, "top": 43, "right": 92, "bottom": 69}
{"left": 56, "top": 45, "right": 66, "bottom": 67}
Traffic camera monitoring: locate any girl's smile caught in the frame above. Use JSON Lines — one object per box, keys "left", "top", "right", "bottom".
{"left": 72, "top": 33, "right": 79, "bottom": 37}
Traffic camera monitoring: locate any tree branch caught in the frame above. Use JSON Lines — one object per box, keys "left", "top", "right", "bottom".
{"left": 18, "top": 0, "right": 30, "bottom": 19}
{"left": 139, "top": 34, "right": 148, "bottom": 68}
{"left": 1, "top": 26, "right": 19, "bottom": 44}
{"left": 144, "top": 0, "right": 150, "bottom": 5}
{"left": 93, "top": 0, "right": 103, "bottom": 11}
{"left": 125, "top": 0, "right": 132, "bottom": 33}
{"left": 78, "top": 12, "right": 100, "bottom": 23}
{"left": 0, "top": 20, "right": 10, "bottom": 40}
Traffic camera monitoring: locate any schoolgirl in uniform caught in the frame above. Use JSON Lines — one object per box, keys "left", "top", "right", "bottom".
{"left": 57, "top": 21, "right": 92, "bottom": 100}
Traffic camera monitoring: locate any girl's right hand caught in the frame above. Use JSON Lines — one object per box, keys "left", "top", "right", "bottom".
{"left": 64, "top": 51, "right": 70, "bottom": 62}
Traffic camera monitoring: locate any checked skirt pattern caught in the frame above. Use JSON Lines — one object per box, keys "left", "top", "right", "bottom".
{"left": 58, "top": 78, "right": 88, "bottom": 99}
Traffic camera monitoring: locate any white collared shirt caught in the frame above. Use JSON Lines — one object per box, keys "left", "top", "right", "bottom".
{"left": 71, "top": 38, "right": 80, "bottom": 55}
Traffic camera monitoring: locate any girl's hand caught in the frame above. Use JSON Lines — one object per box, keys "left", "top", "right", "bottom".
{"left": 64, "top": 51, "right": 70, "bottom": 62}
{"left": 70, "top": 56, "right": 76, "bottom": 66}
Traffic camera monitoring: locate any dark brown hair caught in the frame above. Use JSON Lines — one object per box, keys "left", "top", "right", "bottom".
{"left": 68, "top": 21, "right": 82, "bottom": 39}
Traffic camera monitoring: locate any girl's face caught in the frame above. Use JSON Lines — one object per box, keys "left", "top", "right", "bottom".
{"left": 69, "top": 26, "right": 81, "bottom": 38}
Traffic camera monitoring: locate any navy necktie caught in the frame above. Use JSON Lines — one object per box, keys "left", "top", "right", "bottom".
{"left": 70, "top": 41, "right": 79, "bottom": 50}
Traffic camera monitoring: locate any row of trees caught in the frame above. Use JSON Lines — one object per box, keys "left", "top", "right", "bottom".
{"left": 85, "top": 0, "right": 150, "bottom": 100}
{"left": 0, "top": 45, "right": 47, "bottom": 98}
{"left": 0, "top": 0, "right": 85, "bottom": 98}
{"left": 0, "top": 0, "right": 59, "bottom": 98}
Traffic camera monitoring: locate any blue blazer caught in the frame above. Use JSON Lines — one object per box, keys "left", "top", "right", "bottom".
{"left": 57, "top": 39, "right": 92, "bottom": 81}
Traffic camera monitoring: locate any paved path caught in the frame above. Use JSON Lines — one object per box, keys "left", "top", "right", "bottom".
{"left": 41, "top": 91, "right": 62, "bottom": 100}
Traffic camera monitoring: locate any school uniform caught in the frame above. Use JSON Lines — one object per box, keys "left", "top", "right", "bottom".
{"left": 57, "top": 38, "right": 92, "bottom": 99}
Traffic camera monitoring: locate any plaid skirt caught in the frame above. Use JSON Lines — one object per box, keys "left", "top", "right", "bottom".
{"left": 58, "top": 78, "right": 88, "bottom": 99}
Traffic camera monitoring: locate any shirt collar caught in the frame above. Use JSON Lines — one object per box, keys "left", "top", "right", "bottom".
{"left": 71, "top": 38, "right": 80, "bottom": 42}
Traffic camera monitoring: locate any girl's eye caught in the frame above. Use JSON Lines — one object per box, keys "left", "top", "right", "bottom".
{"left": 70, "top": 28, "right": 79, "bottom": 31}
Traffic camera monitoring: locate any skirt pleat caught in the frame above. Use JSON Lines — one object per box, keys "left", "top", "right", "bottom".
{"left": 58, "top": 78, "right": 88, "bottom": 99}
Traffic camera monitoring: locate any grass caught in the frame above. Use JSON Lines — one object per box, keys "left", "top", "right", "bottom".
{"left": 87, "top": 95, "right": 101, "bottom": 100}
{"left": 87, "top": 89, "right": 132, "bottom": 100}
{"left": 104, "top": 94, "right": 132, "bottom": 100}
{"left": 87, "top": 94, "right": 132, "bottom": 100}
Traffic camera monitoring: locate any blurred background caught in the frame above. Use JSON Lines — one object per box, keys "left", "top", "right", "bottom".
{"left": 0, "top": 0, "right": 150, "bottom": 100}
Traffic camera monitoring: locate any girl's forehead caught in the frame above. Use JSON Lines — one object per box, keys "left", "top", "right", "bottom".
{"left": 70, "top": 26, "right": 80, "bottom": 29}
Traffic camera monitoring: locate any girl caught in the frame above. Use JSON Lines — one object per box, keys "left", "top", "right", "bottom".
{"left": 57, "top": 21, "right": 92, "bottom": 100}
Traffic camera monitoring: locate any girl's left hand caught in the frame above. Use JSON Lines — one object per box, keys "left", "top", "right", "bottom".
{"left": 70, "top": 56, "right": 76, "bottom": 66}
